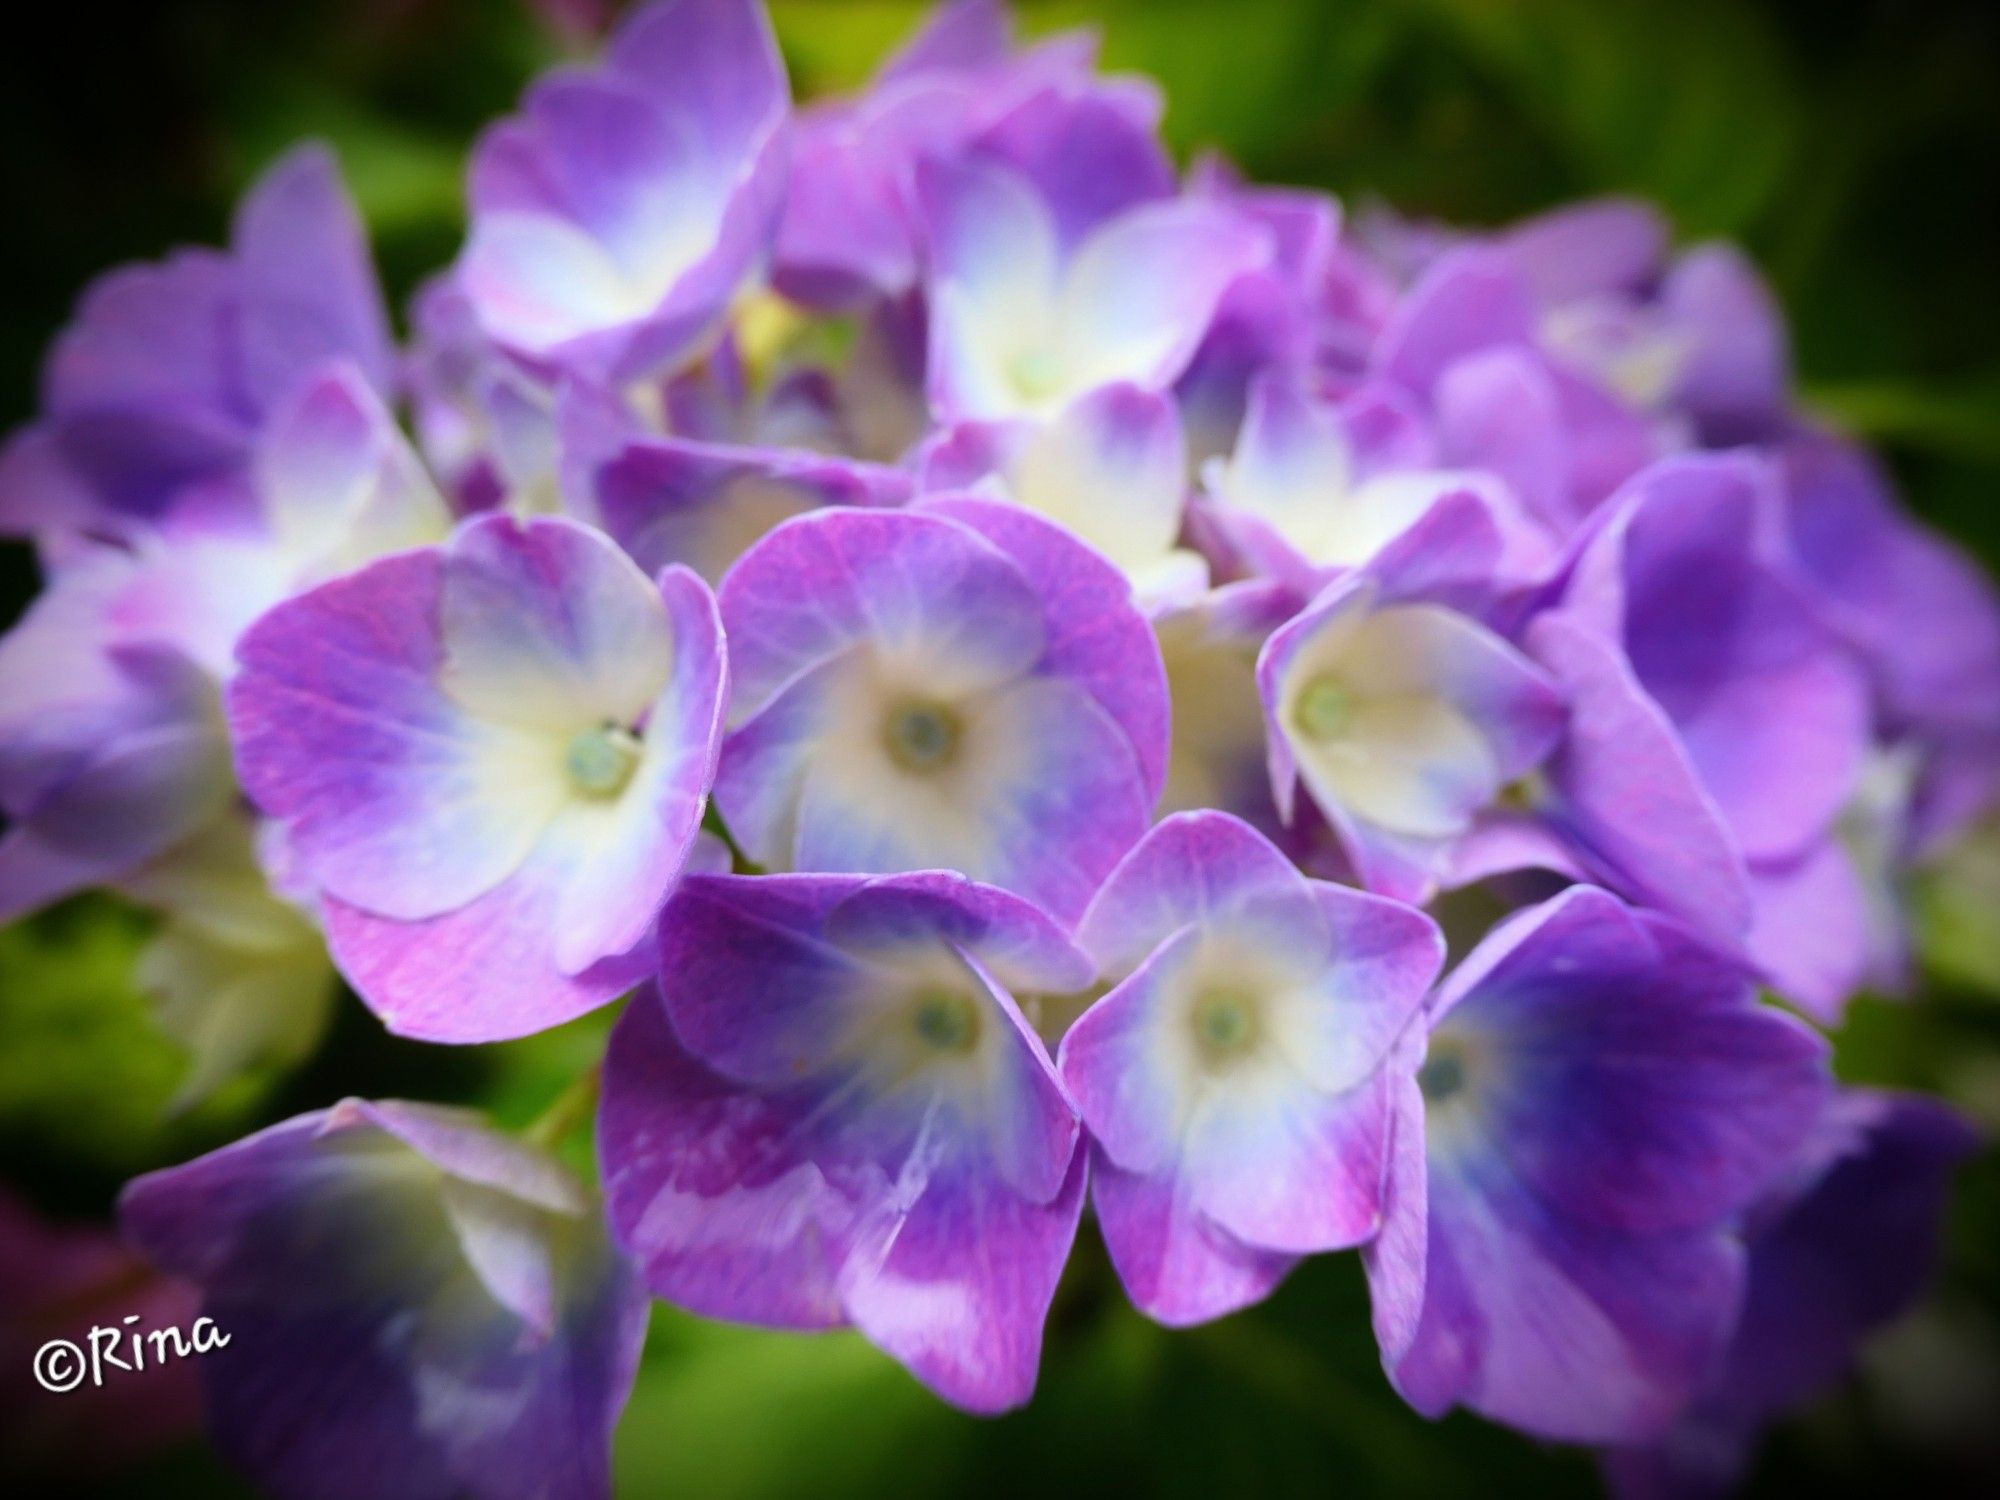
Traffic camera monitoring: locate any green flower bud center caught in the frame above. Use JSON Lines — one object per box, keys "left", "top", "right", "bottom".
{"left": 1294, "top": 674, "right": 1353, "bottom": 741}
{"left": 565, "top": 724, "right": 642, "bottom": 799}
{"left": 1010, "top": 348, "right": 1065, "bottom": 401}
{"left": 883, "top": 698, "right": 962, "bottom": 774}
{"left": 912, "top": 987, "right": 981, "bottom": 1053}
{"left": 1191, "top": 987, "right": 1260, "bottom": 1065}
{"left": 1418, "top": 1037, "right": 1471, "bottom": 1104}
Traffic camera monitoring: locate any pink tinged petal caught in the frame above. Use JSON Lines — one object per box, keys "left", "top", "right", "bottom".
{"left": 606, "top": 872, "right": 1087, "bottom": 1411}
{"left": 323, "top": 843, "right": 652, "bottom": 1042}
{"left": 719, "top": 507, "right": 1047, "bottom": 716}
{"left": 229, "top": 549, "right": 569, "bottom": 921}
{"left": 461, "top": 210, "right": 660, "bottom": 351}
{"left": 440, "top": 513, "right": 678, "bottom": 734}
{"left": 838, "top": 1143, "right": 1087, "bottom": 1414}
{"left": 1525, "top": 613, "right": 1752, "bottom": 943}
{"left": 1089, "top": 1147, "right": 1297, "bottom": 1327}
{"left": 231, "top": 144, "right": 396, "bottom": 408}
{"left": 599, "top": 991, "right": 852, "bottom": 1330}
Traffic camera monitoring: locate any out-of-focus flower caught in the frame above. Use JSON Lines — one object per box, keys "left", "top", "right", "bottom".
{"left": 1547, "top": 454, "right": 1874, "bottom": 1015}
{"left": 228, "top": 514, "right": 727, "bottom": 1040}
{"left": 122, "top": 1100, "right": 647, "bottom": 1500}
{"left": 1201, "top": 369, "right": 1554, "bottom": 592}
{"left": 1365, "top": 886, "right": 1830, "bottom": 1443}
{"left": 919, "top": 154, "right": 1267, "bottom": 421}
{"left": 713, "top": 500, "right": 1167, "bottom": 922}
{"left": 0, "top": 145, "right": 393, "bottom": 547}
{"left": 1602, "top": 1091, "right": 1977, "bottom": 1498}
{"left": 600, "top": 870, "right": 1089, "bottom": 1412}
{"left": 1060, "top": 812, "right": 1442, "bottom": 1323}
{"left": 918, "top": 382, "right": 1208, "bottom": 608}
{"left": 773, "top": 0, "right": 1168, "bottom": 312}
{"left": 118, "top": 813, "right": 337, "bottom": 1108}
{"left": 460, "top": 0, "right": 790, "bottom": 381}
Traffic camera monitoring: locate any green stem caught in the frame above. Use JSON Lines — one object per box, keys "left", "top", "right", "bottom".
{"left": 524, "top": 1062, "right": 602, "bottom": 1153}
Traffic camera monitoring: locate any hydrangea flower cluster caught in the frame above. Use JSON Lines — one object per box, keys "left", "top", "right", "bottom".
{"left": 2, "top": 2, "right": 1992, "bottom": 1495}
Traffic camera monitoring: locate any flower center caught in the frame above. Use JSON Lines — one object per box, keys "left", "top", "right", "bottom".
{"left": 564, "top": 724, "right": 642, "bottom": 799}
{"left": 882, "top": 698, "right": 962, "bottom": 774}
{"left": 1009, "top": 348, "right": 1065, "bottom": 402}
{"left": 1418, "top": 1035, "right": 1472, "bottom": 1104}
{"left": 911, "top": 986, "right": 981, "bottom": 1054}
{"left": 1293, "top": 673, "right": 1353, "bottom": 741}
{"left": 1190, "top": 986, "right": 1260, "bottom": 1067}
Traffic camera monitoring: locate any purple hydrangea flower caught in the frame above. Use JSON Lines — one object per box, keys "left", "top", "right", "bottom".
{"left": 1603, "top": 1091, "right": 1976, "bottom": 1499}
{"left": 1257, "top": 502, "right": 1568, "bottom": 901}
{"left": 0, "top": 144, "right": 392, "bottom": 545}
{"left": 1779, "top": 431, "right": 2000, "bottom": 857}
{"left": 919, "top": 152, "right": 1267, "bottom": 421}
{"left": 121, "top": 1099, "right": 647, "bottom": 1500}
{"left": 558, "top": 384, "right": 911, "bottom": 586}
{"left": 1373, "top": 246, "right": 1661, "bottom": 532}
{"left": 460, "top": 0, "right": 789, "bottom": 381}
{"left": 1200, "top": 369, "right": 1556, "bottom": 593}
{"left": 1549, "top": 453, "right": 1874, "bottom": 1012}
{"left": 1499, "top": 197, "right": 1791, "bottom": 446}
{"left": 1364, "top": 886, "right": 1830, "bottom": 1443}
{"left": 712, "top": 498, "right": 1167, "bottom": 922}
{"left": 0, "top": 553, "right": 234, "bottom": 922}
{"left": 599, "top": 869, "right": 1090, "bottom": 1412}
{"left": 0, "top": 361, "right": 454, "bottom": 925}
{"left": 228, "top": 513, "right": 727, "bottom": 1040}
{"left": 918, "top": 381, "right": 1208, "bottom": 608}
{"left": 1059, "top": 811, "right": 1443, "bottom": 1324}
{"left": 774, "top": 0, "right": 1168, "bottom": 311}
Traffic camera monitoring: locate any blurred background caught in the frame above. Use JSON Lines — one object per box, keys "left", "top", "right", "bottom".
{"left": 2, "top": 1, "right": 1998, "bottom": 1495}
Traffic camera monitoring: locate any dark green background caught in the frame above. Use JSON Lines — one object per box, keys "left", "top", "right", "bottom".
{"left": 2, "top": 2, "right": 1997, "bottom": 1495}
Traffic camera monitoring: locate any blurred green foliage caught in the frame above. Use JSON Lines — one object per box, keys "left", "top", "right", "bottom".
{"left": 2, "top": 2, "right": 1997, "bottom": 1497}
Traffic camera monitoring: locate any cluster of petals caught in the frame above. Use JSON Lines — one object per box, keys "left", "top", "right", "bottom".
{"left": 0, "top": 1, "right": 1990, "bottom": 1495}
